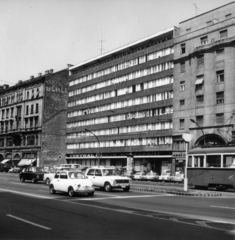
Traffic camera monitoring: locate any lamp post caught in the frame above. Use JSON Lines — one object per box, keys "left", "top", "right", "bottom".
{"left": 190, "top": 119, "right": 205, "bottom": 145}
{"left": 85, "top": 128, "right": 101, "bottom": 167}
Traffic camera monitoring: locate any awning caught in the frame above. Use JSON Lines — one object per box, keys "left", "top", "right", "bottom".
{"left": 17, "top": 158, "right": 36, "bottom": 166}
{"left": 195, "top": 78, "right": 204, "bottom": 85}
{"left": 1, "top": 159, "right": 11, "bottom": 164}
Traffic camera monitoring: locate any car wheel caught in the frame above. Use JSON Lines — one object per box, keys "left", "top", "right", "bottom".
{"left": 20, "top": 177, "right": 25, "bottom": 182}
{"left": 49, "top": 184, "right": 56, "bottom": 194}
{"left": 104, "top": 183, "right": 112, "bottom": 192}
{"left": 68, "top": 187, "right": 75, "bottom": 197}
{"left": 45, "top": 178, "right": 50, "bottom": 185}
{"left": 87, "top": 192, "right": 94, "bottom": 196}
{"left": 32, "top": 178, "right": 37, "bottom": 183}
{"left": 123, "top": 186, "right": 130, "bottom": 192}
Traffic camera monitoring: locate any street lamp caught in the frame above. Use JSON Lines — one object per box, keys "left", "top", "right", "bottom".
{"left": 190, "top": 119, "right": 205, "bottom": 145}
{"left": 85, "top": 128, "right": 101, "bottom": 167}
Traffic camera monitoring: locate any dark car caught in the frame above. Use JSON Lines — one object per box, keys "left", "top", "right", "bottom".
{"left": 0, "top": 163, "right": 12, "bottom": 172}
{"left": 19, "top": 167, "right": 47, "bottom": 183}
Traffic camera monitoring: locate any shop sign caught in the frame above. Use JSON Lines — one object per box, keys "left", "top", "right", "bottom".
{"left": 172, "top": 152, "right": 186, "bottom": 159}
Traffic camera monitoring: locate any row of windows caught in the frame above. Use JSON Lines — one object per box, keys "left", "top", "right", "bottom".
{"left": 25, "top": 104, "right": 39, "bottom": 115}
{"left": 0, "top": 135, "right": 38, "bottom": 147}
{"left": 0, "top": 117, "right": 39, "bottom": 133}
{"left": 69, "top": 76, "right": 173, "bottom": 106}
{"left": 67, "top": 137, "right": 173, "bottom": 149}
{"left": 180, "top": 29, "right": 228, "bottom": 55}
{"left": 67, "top": 121, "right": 172, "bottom": 139}
{"left": 0, "top": 106, "right": 22, "bottom": 119}
{"left": 0, "top": 88, "right": 41, "bottom": 107}
{"left": 67, "top": 90, "right": 173, "bottom": 120}
{"left": 68, "top": 106, "right": 172, "bottom": 122}
{"left": 179, "top": 113, "right": 225, "bottom": 130}
{"left": 69, "top": 47, "right": 174, "bottom": 86}
{"left": 69, "top": 61, "right": 174, "bottom": 98}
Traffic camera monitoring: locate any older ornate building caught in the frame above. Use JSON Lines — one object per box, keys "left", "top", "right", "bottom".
{"left": 0, "top": 68, "right": 68, "bottom": 168}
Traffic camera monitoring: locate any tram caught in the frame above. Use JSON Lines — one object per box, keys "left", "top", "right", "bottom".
{"left": 187, "top": 146, "right": 235, "bottom": 190}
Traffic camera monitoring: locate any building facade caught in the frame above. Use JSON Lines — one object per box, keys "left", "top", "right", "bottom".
{"left": 0, "top": 69, "right": 68, "bottom": 168}
{"left": 173, "top": 2, "right": 235, "bottom": 159}
{"left": 66, "top": 27, "right": 178, "bottom": 174}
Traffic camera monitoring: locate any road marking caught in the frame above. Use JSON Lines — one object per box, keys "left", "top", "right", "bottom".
{"left": 196, "top": 221, "right": 209, "bottom": 227}
{"left": 6, "top": 214, "right": 51, "bottom": 230}
{"left": 210, "top": 205, "right": 235, "bottom": 210}
{"left": 10, "top": 182, "right": 26, "bottom": 185}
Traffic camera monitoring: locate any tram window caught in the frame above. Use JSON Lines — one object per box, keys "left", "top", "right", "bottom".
{"left": 206, "top": 155, "right": 221, "bottom": 167}
{"left": 188, "top": 156, "right": 192, "bottom": 167}
{"left": 194, "top": 156, "right": 204, "bottom": 167}
{"left": 223, "top": 155, "right": 235, "bottom": 168}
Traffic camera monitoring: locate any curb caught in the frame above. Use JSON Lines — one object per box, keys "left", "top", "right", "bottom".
{"left": 130, "top": 186, "right": 222, "bottom": 197}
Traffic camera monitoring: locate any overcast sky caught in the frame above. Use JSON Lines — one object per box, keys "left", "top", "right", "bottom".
{"left": 0, "top": 0, "right": 233, "bottom": 85}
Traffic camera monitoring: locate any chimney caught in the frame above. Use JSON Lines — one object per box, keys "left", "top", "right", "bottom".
{"left": 3, "top": 84, "right": 9, "bottom": 89}
{"left": 49, "top": 69, "right": 53, "bottom": 74}
{"left": 30, "top": 76, "right": 34, "bottom": 80}
{"left": 45, "top": 70, "right": 49, "bottom": 74}
{"left": 38, "top": 73, "right": 42, "bottom": 77}
{"left": 18, "top": 80, "right": 23, "bottom": 84}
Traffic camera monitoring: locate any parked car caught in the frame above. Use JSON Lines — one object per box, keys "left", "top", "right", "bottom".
{"left": 49, "top": 170, "right": 95, "bottom": 197}
{"left": 168, "top": 171, "right": 184, "bottom": 183}
{"left": 85, "top": 167, "right": 131, "bottom": 192}
{"left": 133, "top": 171, "right": 146, "bottom": 181}
{"left": 0, "top": 163, "right": 11, "bottom": 172}
{"left": 158, "top": 169, "right": 171, "bottom": 181}
{"left": 9, "top": 167, "right": 21, "bottom": 173}
{"left": 19, "top": 167, "right": 47, "bottom": 183}
{"left": 141, "top": 172, "right": 159, "bottom": 181}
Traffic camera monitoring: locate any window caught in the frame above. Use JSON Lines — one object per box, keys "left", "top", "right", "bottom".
{"left": 95, "top": 169, "right": 102, "bottom": 176}
{"left": 26, "top": 106, "right": 29, "bottom": 115}
{"left": 201, "top": 36, "right": 208, "bottom": 45}
{"left": 196, "top": 116, "right": 203, "bottom": 125}
{"left": 180, "top": 100, "right": 185, "bottom": 108}
{"left": 181, "top": 43, "right": 185, "bottom": 54}
{"left": 87, "top": 169, "right": 95, "bottom": 176}
{"left": 216, "top": 70, "right": 224, "bottom": 83}
{"left": 216, "top": 49, "right": 224, "bottom": 61}
{"left": 31, "top": 105, "right": 34, "bottom": 114}
{"left": 223, "top": 155, "right": 235, "bottom": 168}
{"left": 180, "top": 62, "right": 185, "bottom": 72}
{"left": 216, "top": 113, "right": 224, "bottom": 124}
{"left": 196, "top": 95, "right": 204, "bottom": 105}
{"left": 206, "top": 155, "right": 220, "bottom": 167}
{"left": 216, "top": 92, "right": 224, "bottom": 104}
{"left": 35, "top": 104, "right": 39, "bottom": 113}
{"left": 197, "top": 55, "right": 204, "bottom": 67}
{"left": 180, "top": 81, "right": 185, "bottom": 92}
{"left": 220, "top": 29, "right": 227, "bottom": 38}
{"left": 195, "top": 75, "right": 204, "bottom": 85}
{"left": 179, "top": 119, "right": 185, "bottom": 129}
{"left": 225, "top": 14, "right": 232, "bottom": 19}
{"left": 194, "top": 156, "right": 204, "bottom": 167}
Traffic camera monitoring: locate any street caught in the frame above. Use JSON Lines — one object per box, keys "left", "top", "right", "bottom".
{"left": 0, "top": 172, "right": 234, "bottom": 240}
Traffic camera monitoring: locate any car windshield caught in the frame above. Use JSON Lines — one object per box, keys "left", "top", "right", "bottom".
{"left": 33, "top": 167, "right": 45, "bottom": 172}
{"left": 102, "top": 169, "right": 119, "bottom": 176}
{"left": 69, "top": 172, "right": 86, "bottom": 179}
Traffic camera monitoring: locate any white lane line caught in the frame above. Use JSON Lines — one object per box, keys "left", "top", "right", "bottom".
{"left": 0, "top": 188, "right": 52, "bottom": 199}
{"left": 210, "top": 205, "right": 235, "bottom": 210}
{"left": 10, "top": 182, "right": 26, "bottom": 185}
{"left": 6, "top": 214, "right": 51, "bottom": 230}
{"left": 79, "top": 194, "right": 170, "bottom": 201}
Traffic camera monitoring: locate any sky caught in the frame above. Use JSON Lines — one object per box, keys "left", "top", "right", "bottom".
{"left": 0, "top": 0, "right": 233, "bottom": 85}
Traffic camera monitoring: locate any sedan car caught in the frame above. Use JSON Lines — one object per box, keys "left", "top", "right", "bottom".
{"left": 19, "top": 167, "right": 47, "bottom": 183}
{"left": 158, "top": 169, "right": 171, "bottom": 181}
{"left": 132, "top": 172, "right": 146, "bottom": 181}
{"left": 49, "top": 170, "right": 95, "bottom": 197}
{"left": 9, "top": 167, "right": 21, "bottom": 173}
{"left": 168, "top": 172, "right": 184, "bottom": 183}
{"left": 141, "top": 172, "right": 159, "bottom": 181}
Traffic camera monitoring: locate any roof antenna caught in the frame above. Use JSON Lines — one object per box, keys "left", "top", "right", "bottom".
{"left": 99, "top": 38, "right": 105, "bottom": 55}
{"left": 193, "top": 4, "right": 199, "bottom": 16}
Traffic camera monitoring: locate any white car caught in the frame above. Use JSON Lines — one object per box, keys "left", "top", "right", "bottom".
{"left": 133, "top": 172, "right": 146, "bottom": 181}
{"left": 49, "top": 170, "right": 95, "bottom": 197}
{"left": 158, "top": 169, "right": 171, "bottom": 181}
{"left": 85, "top": 167, "right": 131, "bottom": 192}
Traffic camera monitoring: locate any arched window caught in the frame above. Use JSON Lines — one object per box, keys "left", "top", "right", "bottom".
{"left": 195, "top": 134, "right": 226, "bottom": 146}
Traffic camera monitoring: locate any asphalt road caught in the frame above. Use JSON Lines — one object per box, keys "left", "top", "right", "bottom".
{"left": 0, "top": 172, "right": 234, "bottom": 240}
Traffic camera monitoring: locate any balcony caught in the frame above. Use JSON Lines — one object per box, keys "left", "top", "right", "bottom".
{"left": 194, "top": 36, "right": 235, "bottom": 54}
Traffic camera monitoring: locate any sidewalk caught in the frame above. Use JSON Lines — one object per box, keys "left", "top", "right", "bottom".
{"left": 130, "top": 181, "right": 235, "bottom": 197}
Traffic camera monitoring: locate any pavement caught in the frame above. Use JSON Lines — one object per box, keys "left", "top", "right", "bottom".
{"left": 131, "top": 180, "right": 235, "bottom": 197}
